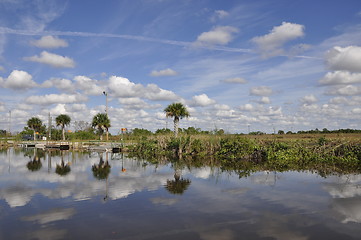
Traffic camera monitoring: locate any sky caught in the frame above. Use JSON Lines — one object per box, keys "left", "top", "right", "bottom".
{"left": 0, "top": 0, "right": 361, "bottom": 134}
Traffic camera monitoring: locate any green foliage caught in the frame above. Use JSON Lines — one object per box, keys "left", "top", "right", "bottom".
{"left": 71, "top": 129, "right": 96, "bottom": 140}
{"left": 318, "top": 136, "right": 328, "bottom": 146}
{"left": 56, "top": 114, "right": 71, "bottom": 140}
{"left": 164, "top": 102, "right": 190, "bottom": 137}
{"left": 92, "top": 113, "right": 111, "bottom": 140}
{"left": 50, "top": 129, "right": 62, "bottom": 141}
{"left": 249, "top": 131, "right": 265, "bottom": 135}
{"left": 164, "top": 102, "right": 190, "bottom": 119}
{"left": 155, "top": 128, "right": 172, "bottom": 135}
{"left": 182, "top": 127, "right": 201, "bottom": 135}
{"left": 132, "top": 128, "right": 153, "bottom": 136}
{"left": 56, "top": 114, "right": 71, "bottom": 127}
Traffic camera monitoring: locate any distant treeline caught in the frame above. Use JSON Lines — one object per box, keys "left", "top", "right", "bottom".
{"left": 132, "top": 127, "right": 361, "bottom": 136}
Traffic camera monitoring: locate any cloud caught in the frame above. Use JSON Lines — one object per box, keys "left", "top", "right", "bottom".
{"left": 326, "top": 46, "right": 361, "bottom": 72}
{"left": 108, "top": 76, "right": 179, "bottom": 101}
{"left": 221, "top": 77, "right": 247, "bottom": 84}
{"left": 150, "top": 197, "right": 178, "bottom": 206}
{"left": 301, "top": 94, "right": 318, "bottom": 104}
{"left": 41, "top": 78, "right": 74, "bottom": 92}
{"left": 326, "top": 85, "right": 361, "bottom": 96}
{"left": 214, "top": 104, "right": 230, "bottom": 110}
{"left": 0, "top": 26, "right": 251, "bottom": 53}
{"left": 189, "top": 94, "right": 216, "bottom": 107}
{"left": 258, "top": 96, "right": 271, "bottom": 104}
{"left": 210, "top": 10, "right": 229, "bottom": 22}
{"left": 196, "top": 26, "right": 239, "bottom": 45}
{"left": 252, "top": 22, "right": 305, "bottom": 57}
{"left": 250, "top": 86, "right": 273, "bottom": 96}
{"left": 240, "top": 103, "right": 254, "bottom": 111}
{"left": 31, "top": 35, "right": 68, "bottom": 48}
{"left": 319, "top": 71, "right": 361, "bottom": 85}
{"left": 21, "top": 208, "right": 76, "bottom": 224}
{"left": 352, "top": 108, "right": 361, "bottom": 114}
{"left": 0, "top": 70, "right": 37, "bottom": 90}
{"left": 149, "top": 68, "right": 178, "bottom": 77}
{"left": 74, "top": 75, "right": 104, "bottom": 95}
{"left": 144, "top": 84, "right": 179, "bottom": 101}
{"left": 25, "top": 93, "right": 87, "bottom": 105}
{"left": 24, "top": 51, "right": 75, "bottom": 68}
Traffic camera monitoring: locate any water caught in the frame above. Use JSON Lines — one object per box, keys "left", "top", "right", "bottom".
{"left": 0, "top": 148, "right": 360, "bottom": 240}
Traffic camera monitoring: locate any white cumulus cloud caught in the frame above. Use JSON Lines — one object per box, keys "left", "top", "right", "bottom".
{"left": 108, "top": 76, "right": 178, "bottom": 101}
{"left": 252, "top": 22, "right": 305, "bottom": 57}
{"left": 189, "top": 94, "right": 216, "bottom": 107}
{"left": 326, "top": 85, "right": 361, "bottom": 96}
{"left": 258, "top": 96, "right": 271, "bottom": 104}
{"left": 326, "top": 46, "right": 361, "bottom": 72}
{"left": 150, "top": 68, "right": 178, "bottom": 77}
{"left": 24, "top": 51, "right": 75, "bottom": 68}
{"left": 31, "top": 35, "right": 68, "bottom": 49}
{"left": 301, "top": 94, "right": 318, "bottom": 104}
{"left": 41, "top": 78, "right": 74, "bottom": 92}
{"left": 196, "top": 26, "right": 239, "bottom": 45}
{"left": 0, "top": 70, "right": 37, "bottom": 90}
{"left": 25, "top": 93, "right": 87, "bottom": 105}
{"left": 74, "top": 75, "right": 104, "bottom": 95}
{"left": 319, "top": 71, "right": 361, "bottom": 85}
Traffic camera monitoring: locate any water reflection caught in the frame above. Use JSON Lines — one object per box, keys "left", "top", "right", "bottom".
{"left": 91, "top": 155, "right": 111, "bottom": 180}
{"left": 26, "top": 148, "right": 43, "bottom": 172}
{"left": 0, "top": 148, "right": 360, "bottom": 239}
{"left": 165, "top": 169, "right": 191, "bottom": 195}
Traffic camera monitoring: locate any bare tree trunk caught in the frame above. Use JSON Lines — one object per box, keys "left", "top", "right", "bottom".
{"left": 174, "top": 117, "right": 179, "bottom": 137}
{"left": 62, "top": 127, "right": 65, "bottom": 141}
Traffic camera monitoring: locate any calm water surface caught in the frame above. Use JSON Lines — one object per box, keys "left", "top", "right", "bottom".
{"left": 0, "top": 148, "right": 360, "bottom": 240}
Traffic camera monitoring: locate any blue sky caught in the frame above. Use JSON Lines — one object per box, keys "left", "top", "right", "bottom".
{"left": 0, "top": 0, "right": 361, "bottom": 134}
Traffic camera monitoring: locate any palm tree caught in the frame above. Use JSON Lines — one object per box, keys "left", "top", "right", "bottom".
{"left": 164, "top": 103, "right": 190, "bottom": 137}
{"left": 56, "top": 114, "right": 71, "bottom": 141}
{"left": 27, "top": 117, "right": 42, "bottom": 141}
{"left": 91, "top": 113, "right": 111, "bottom": 141}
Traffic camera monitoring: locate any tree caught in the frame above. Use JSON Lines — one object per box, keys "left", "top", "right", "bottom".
{"left": 91, "top": 113, "right": 111, "bottom": 141}
{"left": 164, "top": 103, "right": 190, "bottom": 137}
{"left": 56, "top": 114, "right": 71, "bottom": 141}
{"left": 27, "top": 117, "right": 42, "bottom": 141}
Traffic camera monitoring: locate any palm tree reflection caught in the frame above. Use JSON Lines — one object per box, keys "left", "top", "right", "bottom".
{"left": 92, "top": 155, "right": 111, "bottom": 180}
{"left": 26, "top": 148, "right": 42, "bottom": 172}
{"left": 55, "top": 151, "right": 71, "bottom": 176}
{"left": 165, "top": 169, "right": 191, "bottom": 195}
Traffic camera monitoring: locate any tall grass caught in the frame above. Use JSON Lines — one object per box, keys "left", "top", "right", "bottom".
{"left": 128, "top": 134, "right": 361, "bottom": 176}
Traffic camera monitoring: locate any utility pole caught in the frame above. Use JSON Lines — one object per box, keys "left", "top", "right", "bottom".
{"left": 48, "top": 112, "right": 52, "bottom": 142}
{"left": 8, "top": 110, "right": 11, "bottom": 136}
{"left": 103, "top": 91, "right": 108, "bottom": 115}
